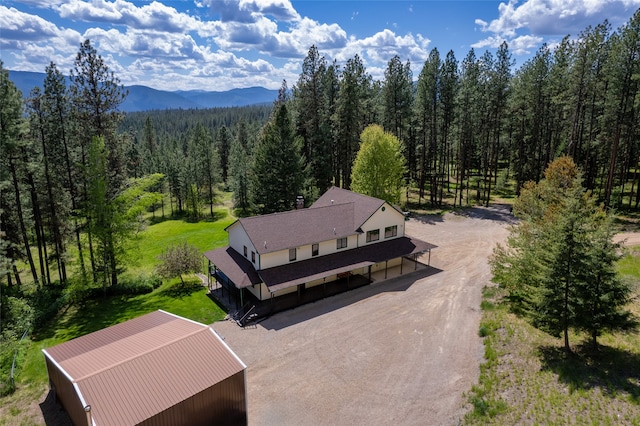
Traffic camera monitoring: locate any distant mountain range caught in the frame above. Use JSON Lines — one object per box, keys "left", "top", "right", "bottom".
{"left": 8, "top": 70, "right": 278, "bottom": 112}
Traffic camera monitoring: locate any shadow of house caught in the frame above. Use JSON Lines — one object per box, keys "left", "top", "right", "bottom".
{"left": 256, "top": 264, "right": 443, "bottom": 331}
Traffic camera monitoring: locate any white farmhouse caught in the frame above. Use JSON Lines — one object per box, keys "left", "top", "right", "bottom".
{"left": 204, "top": 187, "right": 436, "bottom": 319}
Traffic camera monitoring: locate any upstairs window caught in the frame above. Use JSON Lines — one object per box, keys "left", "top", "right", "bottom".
{"left": 312, "top": 243, "right": 319, "bottom": 256}
{"left": 366, "top": 229, "right": 380, "bottom": 243}
{"left": 385, "top": 225, "right": 398, "bottom": 238}
{"left": 251, "top": 251, "right": 256, "bottom": 263}
{"left": 243, "top": 246, "right": 248, "bottom": 257}
{"left": 337, "top": 237, "right": 348, "bottom": 249}
{"left": 289, "top": 248, "right": 297, "bottom": 261}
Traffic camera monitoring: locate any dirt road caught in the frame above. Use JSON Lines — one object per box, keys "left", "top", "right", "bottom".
{"left": 212, "top": 206, "right": 515, "bottom": 426}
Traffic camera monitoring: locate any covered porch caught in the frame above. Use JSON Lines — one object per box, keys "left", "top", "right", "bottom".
{"left": 208, "top": 256, "right": 432, "bottom": 324}
{"left": 204, "top": 236, "right": 436, "bottom": 325}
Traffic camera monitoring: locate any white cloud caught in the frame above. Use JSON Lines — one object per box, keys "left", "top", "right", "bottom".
{"left": 477, "top": 0, "right": 640, "bottom": 39}
{"left": 1, "top": 6, "right": 64, "bottom": 41}
{"left": 58, "top": 0, "right": 203, "bottom": 33}
{"left": 474, "top": 0, "right": 640, "bottom": 58}
{"left": 345, "top": 29, "right": 431, "bottom": 65}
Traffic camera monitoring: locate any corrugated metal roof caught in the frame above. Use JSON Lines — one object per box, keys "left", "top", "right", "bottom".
{"left": 43, "top": 310, "right": 245, "bottom": 426}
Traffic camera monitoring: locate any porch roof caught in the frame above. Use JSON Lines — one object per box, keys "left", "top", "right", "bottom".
{"left": 259, "top": 236, "right": 436, "bottom": 292}
{"left": 204, "top": 246, "right": 262, "bottom": 289}
{"left": 205, "top": 236, "right": 436, "bottom": 293}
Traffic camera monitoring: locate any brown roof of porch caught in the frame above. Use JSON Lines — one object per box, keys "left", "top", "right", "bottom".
{"left": 205, "top": 236, "right": 436, "bottom": 293}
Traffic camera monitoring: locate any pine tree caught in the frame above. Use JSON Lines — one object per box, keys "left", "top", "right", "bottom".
{"left": 70, "top": 40, "right": 128, "bottom": 286}
{"left": 491, "top": 157, "right": 637, "bottom": 353}
{"left": 294, "top": 46, "right": 333, "bottom": 194}
{"left": 252, "top": 99, "right": 304, "bottom": 214}
{"left": 217, "top": 126, "right": 231, "bottom": 185}
{"left": 333, "top": 55, "right": 370, "bottom": 189}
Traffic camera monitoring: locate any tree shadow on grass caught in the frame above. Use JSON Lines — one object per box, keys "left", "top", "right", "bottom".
{"left": 158, "top": 280, "right": 202, "bottom": 298}
{"left": 539, "top": 343, "right": 640, "bottom": 403}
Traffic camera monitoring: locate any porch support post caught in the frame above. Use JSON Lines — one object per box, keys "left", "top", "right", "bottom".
{"left": 385, "top": 260, "right": 388, "bottom": 279}
{"left": 400, "top": 257, "right": 403, "bottom": 275}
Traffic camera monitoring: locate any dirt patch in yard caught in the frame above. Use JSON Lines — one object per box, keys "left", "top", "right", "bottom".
{"left": 212, "top": 205, "right": 516, "bottom": 426}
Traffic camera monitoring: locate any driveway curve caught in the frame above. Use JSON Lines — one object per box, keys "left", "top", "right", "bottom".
{"left": 212, "top": 206, "right": 514, "bottom": 426}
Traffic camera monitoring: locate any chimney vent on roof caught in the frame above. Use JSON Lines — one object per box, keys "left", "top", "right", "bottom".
{"left": 333, "top": 227, "right": 336, "bottom": 235}
{"left": 264, "top": 241, "right": 267, "bottom": 249}
{"left": 331, "top": 199, "right": 334, "bottom": 204}
{"left": 296, "top": 195, "right": 304, "bottom": 209}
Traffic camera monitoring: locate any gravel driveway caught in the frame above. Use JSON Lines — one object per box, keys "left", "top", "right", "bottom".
{"left": 212, "top": 206, "right": 514, "bottom": 426}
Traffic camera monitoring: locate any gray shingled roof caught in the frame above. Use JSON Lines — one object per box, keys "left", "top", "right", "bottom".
{"left": 311, "top": 186, "right": 386, "bottom": 229}
{"left": 204, "top": 247, "right": 262, "bottom": 289}
{"left": 205, "top": 236, "right": 436, "bottom": 292}
{"left": 235, "top": 201, "right": 357, "bottom": 254}
{"left": 233, "top": 187, "right": 398, "bottom": 255}
{"left": 259, "top": 236, "right": 437, "bottom": 292}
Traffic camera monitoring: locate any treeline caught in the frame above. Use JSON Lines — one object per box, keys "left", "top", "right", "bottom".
{"left": 2, "top": 9, "right": 640, "bottom": 353}
{"left": 119, "top": 10, "right": 640, "bottom": 217}
{"left": 280, "top": 10, "right": 640, "bottom": 210}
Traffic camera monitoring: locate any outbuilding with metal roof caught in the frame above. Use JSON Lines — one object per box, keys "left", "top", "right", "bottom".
{"left": 42, "top": 310, "right": 247, "bottom": 426}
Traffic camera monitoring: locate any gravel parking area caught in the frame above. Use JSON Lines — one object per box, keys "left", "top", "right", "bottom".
{"left": 212, "top": 206, "right": 514, "bottom": 426}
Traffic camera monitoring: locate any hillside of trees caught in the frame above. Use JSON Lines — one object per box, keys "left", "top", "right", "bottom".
{"left": 2, "top": 9, "right": 640, "bottom": 395}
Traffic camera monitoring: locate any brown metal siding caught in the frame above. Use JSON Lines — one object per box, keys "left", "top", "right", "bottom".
{"left": 44, "top": 357, "right": 86, "bottom": 426}
{"left": 43, "top": 311, "right": 246, "bottom": 426}
{"left": 139, "top": 371, "right": 247, "bottom": 426}
{"left": 74, "top": 328, "right": 245, "bottom": 425}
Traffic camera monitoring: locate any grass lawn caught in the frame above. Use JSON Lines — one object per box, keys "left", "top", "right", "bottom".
{"left": 465, "top": 250, "right": 640, "bottom": 425}
{"left": 0, "top": 208, "right": 235, "bottom": 425}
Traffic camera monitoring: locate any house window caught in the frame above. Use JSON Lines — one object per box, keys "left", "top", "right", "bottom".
{"left": 366, "top": 229, "right": 380, "bottom": 243}
{"left": 312, "top": 243, "right": 319, "bottom": 256}
{"left": 337, "top": 237, "right": 348, "bottom": 249}
{"left": 385, "top": 225, "right": 398, "bottom": 238}
{"left": 243, "top": 246, "right": 248, "bottom": 257}
{"left": 289, "top": 248, "right": 297, "bottom": 261}
{"left": 251, "top": 251, "right": 255, "bottom": 263}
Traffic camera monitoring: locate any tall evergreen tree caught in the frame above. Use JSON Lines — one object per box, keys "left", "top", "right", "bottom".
{"left": 491, "top": 157, "right": 636, "bottom": 353}
{"left": 415, "top": 49, "right": 441, "bottom": 204}
{"left": 252, "top": 100, "right": 304, "bottom": 214}
{"left": 455, "top": 49, "right": 481, "bottom": 206}
{"left": 229, "top": 120, "right": 252, "bottom": 214}
{"left": 0, "top": 62, "right": 36, "bottom": 287}
{"left": 294, "top": 45, "right": 333, "bottom": 194}
{"left": 70, "top": 39, "right": 128, "bottom": 286}
{"left": 333, "top": 54, "right": 370, "bottom": 188}
{"left": 217, "top": 126, "right": 231, "bottom": 185}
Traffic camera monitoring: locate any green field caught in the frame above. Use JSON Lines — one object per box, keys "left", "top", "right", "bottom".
{"left": 0, "top": 207, "right": 235, "bottom": 425}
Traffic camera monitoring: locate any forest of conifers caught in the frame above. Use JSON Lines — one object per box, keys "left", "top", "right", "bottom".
{"left": 1, "top": 11, "right": 640, "bottom": 343}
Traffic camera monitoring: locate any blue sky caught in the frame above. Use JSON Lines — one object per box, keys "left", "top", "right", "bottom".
{"left": 2, "top": 0, "right": 639, "bottom": 91}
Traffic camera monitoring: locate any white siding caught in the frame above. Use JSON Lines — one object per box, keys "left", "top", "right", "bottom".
{"left": 357, "top": 203, "right": 405, "bottom": 247}
{"left": 228, "top": 222, "right": 260, "bottom": 269}
{"left": 259, "top": 234, "right": 358, "bottom": 269}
